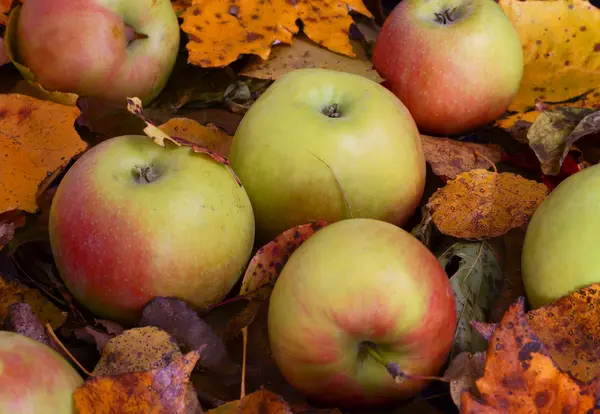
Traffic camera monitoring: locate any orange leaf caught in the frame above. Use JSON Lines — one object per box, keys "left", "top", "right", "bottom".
{"left": 158, "top": 117, "right": 233, "bottom": 157}
{"left": 460, "top": 298, "right": 599, "bottom": 413}
{"left": 74, "top": 348, "right": 203, "bottom": 414}
{"left": 426, "top": 170, "right": 549, "bottom": 239}
{"left": 420, "top": 135, "right": 505, "bottom": 179}
{"left": 0, "top": 0, "right": 12, "bottom": 14}
{"left": 180, "top": 0, "right": 373, "bottom": 68}
{"left": 171, "top": 0, "right": 192, "bottom": 15}
{"left": 0, "top": 94, "right": 87, "bottom": 214}
{"left": 207, "top": 387, "right": 293, "bottom": 413}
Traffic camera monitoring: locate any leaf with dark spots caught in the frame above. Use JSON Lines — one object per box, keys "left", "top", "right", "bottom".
{"left": 460, "top": 297, "right": 600, "bottom": 412}
{"left": 74, "top": 347, "right": 204, "bottom": 414}
{"left": 139, "top": 297, "right": 235, "bottom": 374}
{"left": 471, "top": 321, "right": 498, "bottom": 342}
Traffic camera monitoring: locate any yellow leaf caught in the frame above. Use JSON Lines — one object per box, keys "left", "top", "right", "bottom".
{"left": 158, "top": 117, "right": 233, "bottom": 157}
{"left": 240, "top": 33, "right": 383, "bottom": 83}
{"left": 500, "top": 0, "right": 600, "bottom": 112}
{"left": 180, "top": 0, "right": 373, "bottom": 68}
{"left": 0, "top": 94, "right": 88, "bottom": 215}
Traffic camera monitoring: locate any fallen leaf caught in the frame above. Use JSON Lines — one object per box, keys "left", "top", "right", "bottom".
{"left": 74, "top": 347, "right": 204, "bottom": 414}
{"left": 527, "top": 283, "right": 600, "bottom": 383}
{"left": 526, "top": 107, "right": 600, "bottom": 175}
{"left": 443, "top": 351, "right": 486, "bottom": 410}
{"left": 180, "top": 0, "right": 373, "bottom": 68}
{"left": 158, "top": 118, "right": 233, "bottom": 157}
{"left": 0, "top": 94, "right": 87, "bottom": 216}
{"left": 73, "top": 326, "right": 113, "bottom": 353}
{"left": 471, "top": 321, "right": 497, "bottom": 343}
{"left": 461, "top": 297, "right": 599, "bottom": 413}
{"left": 500, "top": 0, "right": 600, "bottom": 113}
{"left": 426, "top": 169, "right": 549, "bottom": 239}
{"left": 95, "top": 319, "right": 125, "bottom": 336}
{"left": 240, "top": 33, "right": 382, "bottom": 83}
{"left": 0, "top": 210, "right": 25, "bottom": 250}
{"left": 139, "top": 297, "right": 234, "bottom": 373}
{"left": 438, "top": 241, "right": 503, "bottom": 356}
{"left": 172, "top": 0, "right": 192, "bottom": 15}
{"left": 4, "top": 302, "right": 56, "bottom": 350}
{"left": 92, "top": 326, "right": 182, "bottom": 377}
{"left": 207, "top": 387, "right": 293, "bottom": 413}
{"left": 0, "top": 276, "right": 66, "bottom": 330}
{"left": 420, "top": 135, "right": 505, "bottom": 179}
{"left": 240, "top": 221, "right": 328, "bottom": 299}
{"left": 0, "top": 0, "right": 13, "bottom": 14}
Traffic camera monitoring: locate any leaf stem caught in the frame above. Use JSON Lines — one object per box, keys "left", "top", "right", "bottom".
{"left": 45, "top": 323, "right": 93, "bottom": 377}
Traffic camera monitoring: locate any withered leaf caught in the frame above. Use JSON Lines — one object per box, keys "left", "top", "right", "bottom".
{"left": 443, "top": 351, "right": 486, "bottom": 410}
{"left": 158, "top": 117, "right": 233, "bottom": 157}
{"left": 420, "top": 135, "right": 505, "bottom": 179}
{"left": 426, "top": 169, "right": 549, "bottom": 239}
{"left": 73, "top": 326, "right": 113, "bottom": 353}
{"left": 139, "top": 297, "right": 234, "bottom": 373}
{"left": 527, "top": 107, "right": 600, "bottom": 175}
{"left": 206, "top": 387, "right": 293, "bottom": 413}
{"left": 4, "top": 302, "right": 54, "bottom": 350}
{"left": 74, "top": 348, "right": 203, "bottom": 414}
{"left": 461, "top": 297, "right": 599, "bottom": 413}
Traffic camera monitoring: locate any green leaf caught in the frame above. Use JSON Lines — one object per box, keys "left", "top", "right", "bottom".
{"left": 438, "top": 242, "right": 503, "bottom": 357}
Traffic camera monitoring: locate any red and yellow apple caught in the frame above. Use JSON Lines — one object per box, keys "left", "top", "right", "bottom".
{"left": 0, "top": 331, "right": 83, "bottom": 414}
{"left": 268, "top": 218, "right": 457, "bottom": 408}
{"left": 13, "top": 0, "right": 179, "bottom": 104}
{"left": 372, "top": 0, "right": 523, "bottom": 136}
{"left": 228, "top": 68, "right": 426, "bottom": 243}
{"left": 49, "top": 135, "right": 255, "bottom": 325}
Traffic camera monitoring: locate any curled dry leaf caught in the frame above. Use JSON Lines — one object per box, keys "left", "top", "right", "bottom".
{"left": 426, "top": 169, "right": 549, "bottom": 239}
{"left": 438, "top": 242, "right": 502, "bottom": 356}
{"left": 240, "top": 34, "right": 383, "bottom": 83}
{"left": 526, "top": 107, "right": 600, "bottom": 175}
{"left": 461, "top": 297, "right": 600, "bottom": 413}
{"left": 0, "top": 94, "right": 87, "bottom": 215}
{"left": 139, "top": 297, "right": 234, "bottom": 373}
{"left": 158, "top": 117, "right": 233, "bottom": 157}
{"left": 206, "top": 387, "right": 293, "bottom": 413}
{"left": 74, "top": 347, "right": 204, "bottom": 414}
{"left": 0, "top": 276, "right": 66, "bottom": 330}
{"left": 420, "top": 135, "right": 505, "bottom": 179}
{"left": 443, "top": 351, "right": 486, "bottom": 410}
{"left": 500, "top": 0, "right": 600, "bottom": 113}
{"left": 180, "top": 0, "right": 373, "bottom": 68}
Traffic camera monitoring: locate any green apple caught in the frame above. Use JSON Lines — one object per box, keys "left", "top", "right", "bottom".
{"left": 0, "top": 331, "right": 83, "bottom": 413}
{"left": 49, "top": 135, "right": 255, "bottom": 325}
{"left": 228, "top": 68, "right": 426, "bottom": 243}
{"left": 522, "top": 164, "right": 600, "bottom": 309}
{"left": 268, "top": 218, "right": 457, "bottom": 408}
{"left": 14, "top": 0, "right": 179, "bottom": 104}
{"left": 372, "top": 0, "right": 523, "bottom": 136}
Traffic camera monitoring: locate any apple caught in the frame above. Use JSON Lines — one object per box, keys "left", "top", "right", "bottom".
{"left": 372, "top": 0, "right": 523, "bottom": 136}
{"left": 228, "top": 68, "right": 426, "bottom": 243}
{"left": 0, "top": 331, "right": 83, "bottom": 413}
{"left": 268, "top": 218, "right": 457, "bottom": 408}
{"left": 522, "top": 164, "right": 600, "bottom": 309}
{"left": 49, "top": 135, "right": 255, "bottom": 325}
{"left": 13, "top": 0, "right": 179, "bottom": 104}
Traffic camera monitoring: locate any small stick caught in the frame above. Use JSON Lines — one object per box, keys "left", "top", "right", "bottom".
{"left": 474, "top": 150, "right": 498, "bottom": 174}
{"left": 240, "top": 326, "right": 248, "bottom": 399}
{"left": 45, "top": 323, "right": 93, "bottom": 377}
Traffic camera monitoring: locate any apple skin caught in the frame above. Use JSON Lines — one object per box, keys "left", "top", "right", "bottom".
{"left": 372, "top": 0, "right": 523, "bottom": 136}
{"left": 0, "top": 331, "right": 84, "bottom": 414}
{"left": 228, "top": 68, "right": 426, "bottom": 243}
{"left": 522, "top": 164, "right": 600, "bottom": 309}
{"left": 15, "top": 0, "right": 179, "bottom": 104}
{"left": 49, "top": 135, "right": 255, "bottom": 325}
{"left": 268, "top": 218, "right": 457, "bottom": 408}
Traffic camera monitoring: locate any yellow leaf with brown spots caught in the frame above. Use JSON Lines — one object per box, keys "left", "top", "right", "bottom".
{"left": 171, "top": 0, "right": 192, "bottom": 15}
{"left": 158, "top": 117, "right": 233, "bottom": 157}
{"left": 500, "top": 0, "right": 600, "bottom": 113}
{"left": 0, "top": 94, "right": 88, "bottom": 215}
{"left": 180, "top": 0, "right": 373, "bottom": 68}
{"left": 426, "top": 169, "right": 549, "bottom": 239}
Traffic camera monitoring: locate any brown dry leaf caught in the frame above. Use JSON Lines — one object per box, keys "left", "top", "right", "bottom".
{"left": 460, "top": 297, "right": 600, "bottom": 413}
{"left": 527, "top": 283, "right": 600, "bottom": 384}
{"left": 0, "top": 94, "right": 87, "bottom": 215}
{"left": 75, "top": 348, "right": 203, "bottom": 414}
{"left": 527, "top": 107, "right": 600, "bottom": 175}
{"left": 0, "top": 276, "right": 66, "bottom": 330}
{"left": 172, "top": 0, "right": 192, "bottom": 15}
{"left": 420, "top": 135, "right": 505, "bottom": 179}
{"left": 0, "top": 210, "right": 25, "bottom": 250}
{"left": 0, "top": 37, "right": 8, "bottom": 66}
{"left": 500, "top": 0, "right": 600, "bottom": 113}
{"left": 240, "top": 33, "right": 382, "bottom": 83}
{"left": 444, "top": 352, "right": 486, "bottom": 410}
{"left": 426, "top": 169, "right": 548, "bottom": 239}
{"left": 180, "top": 0, "right": 373, "bottom": 68}
{"left": 207, "top": 387, "right": 293, "bottom": 413}
{"left": 158, "top": 117, "right": 233, "bottom": 157}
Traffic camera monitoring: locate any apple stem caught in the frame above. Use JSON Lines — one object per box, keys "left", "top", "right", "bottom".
{"left": 434, "top": 7, "right": 458, "bottom": 24}
{"left": 363, "top": 342, "right": 449, "bottom": 384}
{"left": 322, "top": 103, "right": 342, "bottom": 118}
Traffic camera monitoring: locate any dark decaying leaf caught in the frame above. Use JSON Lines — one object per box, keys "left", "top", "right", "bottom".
{"left": 443, "top": 351, "right": 486, "bottom": 410}
{"left": 4, "top": 302, "right": 57, "bottom": 351}
{"left": 139, "top": 297, "right": 235, "bottom": 374}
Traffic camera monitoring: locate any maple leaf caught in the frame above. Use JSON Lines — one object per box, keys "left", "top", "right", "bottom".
{"left": 426, "top": 169, "right": 549, "bottom": 239}
{"left": 180, "top": 0, "right": 373, "bottom": 68}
